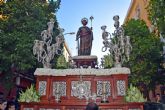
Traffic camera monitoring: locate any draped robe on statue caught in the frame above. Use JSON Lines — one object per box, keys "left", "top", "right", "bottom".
{"left": 76, "top": 26, "right": 93, "bottom": 55}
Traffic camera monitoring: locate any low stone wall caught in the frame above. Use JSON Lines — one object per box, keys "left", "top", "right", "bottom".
{"left": 34, "top": 67, "right": 130, "bottom": 76}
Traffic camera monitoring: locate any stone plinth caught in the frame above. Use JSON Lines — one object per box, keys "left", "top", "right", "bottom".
{"left": 72, "top": 55, "right": 97, "bottom": 68}
{"left": 34, "top": 67, "right": 131, "bottom": 76}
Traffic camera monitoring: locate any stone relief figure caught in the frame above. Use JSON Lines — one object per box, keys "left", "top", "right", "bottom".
{"left": 33, "top": 40, "right": 40, "bottom": 61}
{"left": 47, "top": 18, "right": 55, "bottom": 35}
{"left": 76, "top": 18, "right": 93, "bottom": 55}
{"left": 41, "top": 29, "right": 52, "bottom": 46}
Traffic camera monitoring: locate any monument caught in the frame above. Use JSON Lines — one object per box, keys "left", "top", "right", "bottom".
{"left": 20, "top": 16, "right": 144, "bottom": 110}
{"left": 72, "top": 16, "right": 98, "bottom": 68}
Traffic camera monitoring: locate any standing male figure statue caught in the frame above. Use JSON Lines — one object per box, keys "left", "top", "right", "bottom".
{"left": 76, "top": 18, "right": 93, "bottom": 55}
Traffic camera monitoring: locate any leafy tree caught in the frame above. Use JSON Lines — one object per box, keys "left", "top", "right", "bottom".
{"left": 148, "top": 0, "right": 165, "bottom": 36}
{"left": 0, "top": 0, "right": 61, "bottom": 73}
{"left": 123, "top": 19, "right": 161, "bottom": 89}
{"left": 0, "top": 0, "right": 61, "bottom": 91}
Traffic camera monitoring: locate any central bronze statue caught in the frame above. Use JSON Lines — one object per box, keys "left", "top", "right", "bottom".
{"left": 76, "top": 18, "right": 93, "bottom": 55}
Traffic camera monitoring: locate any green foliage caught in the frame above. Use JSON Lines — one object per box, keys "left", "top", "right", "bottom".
{"left": 0, "top": 0, "right": 61, "bottom": 72}
{"left": 18, "top": 85, "right": 40, "bottom": 102}
{"left": 0, "top": 0, "right": 61, "bottom": 94}
{"left": 56, "top": 55, "right": 68, "bottom": 69}
{"left": 103, "top": 54, "right": 113, "bottom": 68}
{"left": 148, "top": 0, "right": 165, "bottom": 36}
{"left": 125, "top": 84, "right": 147, "bottom": 102}
{"left": 123, "top": 19, "right": 161, "bottom": 88}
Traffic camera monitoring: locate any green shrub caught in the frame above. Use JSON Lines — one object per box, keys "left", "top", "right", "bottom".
{"left": 18, "top": 85, "right": 40, "bottom": 102}
{"left": 125, "top": 84, "right": 147, "bottom": 102}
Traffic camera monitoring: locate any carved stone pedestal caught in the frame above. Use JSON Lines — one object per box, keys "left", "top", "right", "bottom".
{"left": 72, "top": 55, "right": 97, "bottom": 68}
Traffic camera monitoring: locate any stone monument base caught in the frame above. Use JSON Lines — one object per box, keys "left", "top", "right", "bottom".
{"left": 72, "top": 55, "right": 97, "bottom": 68}
{"left": 19, "top": 68, "right": 143, "bottom": 110}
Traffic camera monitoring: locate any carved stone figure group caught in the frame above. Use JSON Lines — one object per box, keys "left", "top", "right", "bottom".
{"left": 33, "top": 19, "right": 64, "bottom": 68}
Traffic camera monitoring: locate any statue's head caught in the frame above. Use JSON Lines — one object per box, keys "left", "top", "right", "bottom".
{"left": 81, "top": 18, "right": 88, "bottom": 26}
{"left": 50, "top": 18, "right": 55, "bottom": 23}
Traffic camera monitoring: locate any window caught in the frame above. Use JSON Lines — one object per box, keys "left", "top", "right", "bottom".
{"left": 134, "top": 5, "right": 141, "bottom": 20}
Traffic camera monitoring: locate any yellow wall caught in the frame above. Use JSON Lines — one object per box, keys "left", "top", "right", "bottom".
{"left": 0, "top": 15, "right": 2, "bottom": 19}
{"left": 0, "top": 0, "right": 4, "bottom": 19}
{"left": 63, "top": 42, "right": 71, "bottom": 62}
{"left": 124, "top": 0, "right": 151, "bottom": 28}
{"left": 0, "top": 0, "right": 4, "bottom": 4}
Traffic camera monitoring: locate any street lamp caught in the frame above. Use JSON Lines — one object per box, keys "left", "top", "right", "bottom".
{"left": 64, "top": 32, "right": 75, "bottom": 35}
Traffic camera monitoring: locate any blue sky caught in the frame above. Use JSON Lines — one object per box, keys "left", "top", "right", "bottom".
{"left": 56, "top": 0, "right": 131, "bottom": 64}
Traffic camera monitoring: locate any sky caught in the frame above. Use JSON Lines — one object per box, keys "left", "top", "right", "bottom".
{"left": 56, "top": 0, "right": 131, "bottom": 64}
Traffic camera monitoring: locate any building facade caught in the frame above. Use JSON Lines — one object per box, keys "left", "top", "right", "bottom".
{"left": 124, "top": 0, "right": 155, "bottom": 32}
{"left": 63, "top": 42, "right": 71, "bottom": 62}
